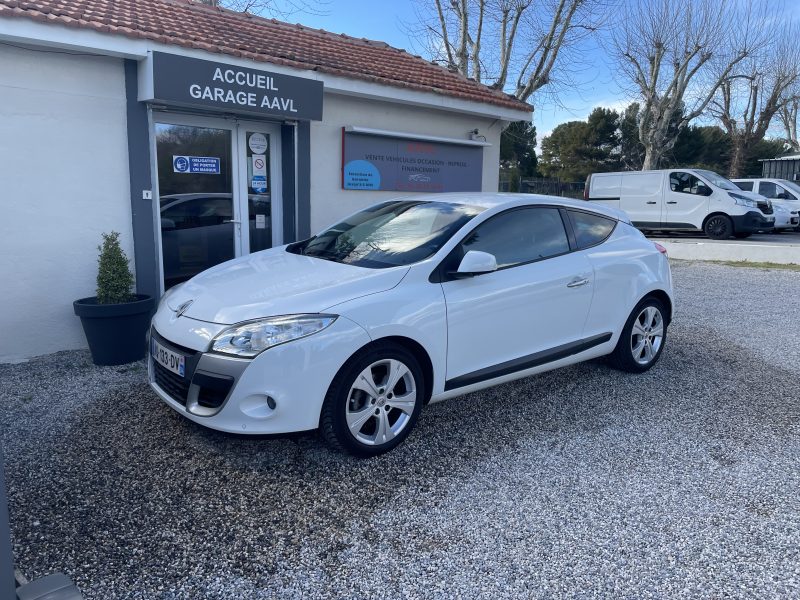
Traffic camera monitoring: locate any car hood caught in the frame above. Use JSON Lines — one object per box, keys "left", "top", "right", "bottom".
{"left": 167, "top": 247, "right": 409, "bottom": 324}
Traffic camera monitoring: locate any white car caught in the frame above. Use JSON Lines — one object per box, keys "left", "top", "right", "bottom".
{"left": 148, "top": 194, "right": 674, "bottom": 456}
{"left": 732, "top": 178, "right": 800, "bottom": 232}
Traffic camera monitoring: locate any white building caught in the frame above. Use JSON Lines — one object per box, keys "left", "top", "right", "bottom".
{"left": 0, "top": 0, "right": 532, "bottom": 362}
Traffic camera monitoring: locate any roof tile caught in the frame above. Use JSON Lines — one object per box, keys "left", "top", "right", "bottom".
{"left": 0, "top": 0, "right": 530, "bottom": 113}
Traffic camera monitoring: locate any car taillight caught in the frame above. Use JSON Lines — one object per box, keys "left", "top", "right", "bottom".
{"left": 654, "top": 242, "right": 668, "bottom": 255}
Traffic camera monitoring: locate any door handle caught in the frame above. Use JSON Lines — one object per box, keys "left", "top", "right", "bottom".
{"left": 666, "top": 201, "right": 677, "bottom": 204}
{"left": 223, "top": 219, "right": 242, "bottom": 224}
{"left": 567, "top": 277, "right": 589, "bottom": 288}
{"left": 646, "top": 201, "right": 657, "bottom": 204}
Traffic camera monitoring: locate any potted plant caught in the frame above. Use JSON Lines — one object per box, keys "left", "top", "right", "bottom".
{"left": 73, "top": 231, "right": 155, "bottom": 366}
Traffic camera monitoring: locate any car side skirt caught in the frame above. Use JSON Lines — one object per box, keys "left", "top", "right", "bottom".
{"left": 443, "top": 332, "right": 613, "bottom": 392}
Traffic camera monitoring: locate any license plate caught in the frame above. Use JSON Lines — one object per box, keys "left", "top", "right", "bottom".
{"left": 151, "top": 338, "right": 185, "bottom": 377}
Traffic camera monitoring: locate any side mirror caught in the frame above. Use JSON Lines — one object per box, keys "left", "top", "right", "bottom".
{"left": 453, "top": 250, "right": 498, "bottom": 278}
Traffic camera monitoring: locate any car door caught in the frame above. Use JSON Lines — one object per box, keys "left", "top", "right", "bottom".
{"left": 440, "top": 206, "right": 594, "bottom": 387}
{"left": 619, "top": 172, "right": 664, "bottom": 227}
{"left": 664, "top": 171, "right": 712, "bottom": 228}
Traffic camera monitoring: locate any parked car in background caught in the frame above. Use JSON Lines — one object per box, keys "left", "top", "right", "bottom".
{"left": 585, "top": 169, "right": 775, "bottom": 239}
{"left": 148, "top": 194, "right": 673, "bottom": 456}
{"left": 732, "top": 178, "right": 800, "bottom": 232}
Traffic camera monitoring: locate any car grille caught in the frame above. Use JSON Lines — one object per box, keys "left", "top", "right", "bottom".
{"left": 757, "top": 200, "right": 773, "bottom": 215}
{"left": 153, "top": 361, "right": 191, "bottom": 405}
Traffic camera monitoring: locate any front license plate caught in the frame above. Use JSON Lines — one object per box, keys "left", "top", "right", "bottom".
{"left": 151, "top": 338, "right": 185, "bottom": 377}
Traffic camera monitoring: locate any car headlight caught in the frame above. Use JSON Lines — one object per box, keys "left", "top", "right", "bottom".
{"left": 210, "top": 314, "right": 338, "bottom": 357}
{"left": 728, "top": 192, "right": 757, "bottom": 208}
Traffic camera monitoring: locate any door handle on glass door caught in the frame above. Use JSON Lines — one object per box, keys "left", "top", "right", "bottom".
{"left": 666, "top": 201, "right": 677, "bottom": 204}
{"left": 223, "top": 219, "right": 242, "bottom": 224}
{"left": 646, "top": 201, "right": 657, "bottom": 204}
{"left": 567, "top": 277, "right": 589, "bottom": 288}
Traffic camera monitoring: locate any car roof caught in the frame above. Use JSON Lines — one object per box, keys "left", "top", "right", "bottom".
{"left": 401, "top": 192, "right": 629, "bottom": 221}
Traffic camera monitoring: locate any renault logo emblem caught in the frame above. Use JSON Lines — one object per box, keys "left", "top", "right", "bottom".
{"left": 175, "top": 299, "right": 194, "bottom": 318}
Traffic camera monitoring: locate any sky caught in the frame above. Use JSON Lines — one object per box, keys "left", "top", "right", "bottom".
{"left": 289, "top": 0, "right": 621, "bottom": 144}
{"left": 288, "top": 0, "right": 800, "bottom": 145}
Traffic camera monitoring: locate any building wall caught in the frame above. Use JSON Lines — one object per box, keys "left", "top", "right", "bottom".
{"left": 0, "top": 46, "right": 132, "bottom": 362}
{"left": 309, "top": 93, "right": 503, "bottom": 232}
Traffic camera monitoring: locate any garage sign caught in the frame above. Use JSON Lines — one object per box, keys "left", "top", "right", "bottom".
{"left": 145, "top": 52, "right": 324, "bottom": 121}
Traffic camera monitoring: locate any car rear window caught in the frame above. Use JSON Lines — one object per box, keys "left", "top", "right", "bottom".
{"left": 567, "top": 210, "right": 616, "bottom": 249}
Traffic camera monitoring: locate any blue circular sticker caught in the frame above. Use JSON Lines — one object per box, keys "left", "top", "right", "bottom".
{"left": 344, "top": 160, "right": 381, "bottom": 190}
{"left": 173, "top": 156, "right": 189, "bottom": 173}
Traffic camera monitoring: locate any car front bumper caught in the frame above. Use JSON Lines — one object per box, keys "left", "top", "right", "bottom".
{"left": 147, "top": 313, "right": 371, "bottom": 435}
{"left": 731, "top": 211, "right": 775, "bottom": 233}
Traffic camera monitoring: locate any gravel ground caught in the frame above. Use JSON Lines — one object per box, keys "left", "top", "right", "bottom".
{"left": 1, "top": 261, "right": 799, "bottom": 598}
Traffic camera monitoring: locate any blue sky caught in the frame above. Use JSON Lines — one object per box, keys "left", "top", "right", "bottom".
{"left": 295, "top": 0, "right": 619, "bottom": 143}
{"left": 295, "top": 0, "right": 800, "bottom": 144}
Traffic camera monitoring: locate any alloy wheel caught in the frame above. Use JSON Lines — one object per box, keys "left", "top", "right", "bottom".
{"left": 346, "top": 359, "right": 418, "bottom": 446}
{"left": 630, "top": 305, "right": 664, "bottom": 365}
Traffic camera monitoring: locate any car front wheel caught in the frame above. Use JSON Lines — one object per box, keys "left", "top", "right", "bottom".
{"left": 320, "top": 343, "right": 424, "bottom": 456}
{"left": 608, "top": 298, "right": 667, "bottom": 373}
{"left": 704, "top": 215, "right": 733, "bottom": 240}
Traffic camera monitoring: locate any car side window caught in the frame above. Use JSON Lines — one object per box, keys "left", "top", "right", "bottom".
{"left": 759, "top": 181, "right": 778, "bottom": 198}
{"left": 735, "top": 181, "right": 754, "bottom": 191}
{"left": 461, "top": 207, "right": 570, "bottom": 268}
{"left": 778, "top": 185, "right": 798, "bottom": 200}
{"left": 669, "top": 172, "right": 710, "bottom": 195}
{"left": 568, "top": 210, "right": 616, "bottom": 249}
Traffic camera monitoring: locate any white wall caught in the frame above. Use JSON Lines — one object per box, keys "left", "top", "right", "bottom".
{"left": 309, "top": 93, "right": 503, "bottom": 231}
{"left": 0, "top": 45, "right": 132, "bottom": 362}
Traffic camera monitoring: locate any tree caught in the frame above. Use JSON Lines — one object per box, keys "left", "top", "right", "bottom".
{"left": 417, "top": 0, "right": 607, "bottom": 102}
{"left": 539, "top": 107, "right": 620, "bottom": 180}
{"left": 618, "top": 103, "right": 644, "bottom": 170}
{"left": 500, "top": 120, "right": 538, "bottom": 191}
{"left": 668, "top": 125, "right": 730, "bottom": 173}
{"left": 779, "top": 97, "right": 800, "bottom": 152}
{"left": 611, "top": 0, "right": 766, "bottom": 170}
{"left": 710, "top": 31, "right": 800, "bottom": 177}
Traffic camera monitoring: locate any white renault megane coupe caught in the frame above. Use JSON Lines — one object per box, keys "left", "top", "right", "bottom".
{"left": 149, "top": 194, "right": 673, "bottom": 456}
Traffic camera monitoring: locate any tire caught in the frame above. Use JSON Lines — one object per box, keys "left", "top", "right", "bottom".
{"left": 704, "top": 214, "right": 733, "bottom": 240}
{"left": 608, "top": 297, "right": 667, "bottom": 373}
{"left": 734, "top": 232, "right": 751, "bottom": 239}
{"left": 320, "top": 342, "right": 424, "bottom": 457}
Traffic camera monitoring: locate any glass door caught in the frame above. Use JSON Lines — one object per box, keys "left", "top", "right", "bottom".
{"left": 154, "top": 116, "right": 282, "bottom": 292}
{"left": 237, "top": 123, "right": 282, "bottom": 254}
{"left": 155, "top": 118, "right": 237, "bottom": 290}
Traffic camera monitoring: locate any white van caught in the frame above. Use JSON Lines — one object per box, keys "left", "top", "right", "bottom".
{"left": 584, "top": 169, "right": 775, "bottom": 239}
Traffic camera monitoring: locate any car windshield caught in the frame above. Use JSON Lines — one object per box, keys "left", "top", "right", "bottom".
{"left": 697, "top": 170, "right": 739, "bottom": 191}
{"left": 293, "top": 200, "right": 482, "bottom": 268}
{"left": 777, "top": 179, "right": 800, "bottom": 200}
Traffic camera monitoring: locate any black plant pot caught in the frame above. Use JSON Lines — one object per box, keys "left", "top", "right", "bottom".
{"left": 73, "top": 295, "right": 155, "bottom": 366}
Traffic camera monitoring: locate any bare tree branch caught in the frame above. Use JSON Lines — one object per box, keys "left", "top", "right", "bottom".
{"left": 412, "top": 0, "right": 608, "bottom": 103}
{"left": 611, "top": 0, "right": 769, "bottom": 170}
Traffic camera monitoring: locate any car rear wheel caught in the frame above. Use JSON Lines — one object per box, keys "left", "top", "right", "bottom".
{"left": 704, "top": 215, "right": 733, "bottom": 240}
{"left": 608, "top": 298, "right": 667, "bottom": 373}
{"left": 320, "top": 343, "right": 423, "bottom": 457}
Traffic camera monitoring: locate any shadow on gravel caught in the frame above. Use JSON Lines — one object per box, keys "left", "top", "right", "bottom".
{"left": 1, "top": 323, "right": 799, "bottom": 598}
